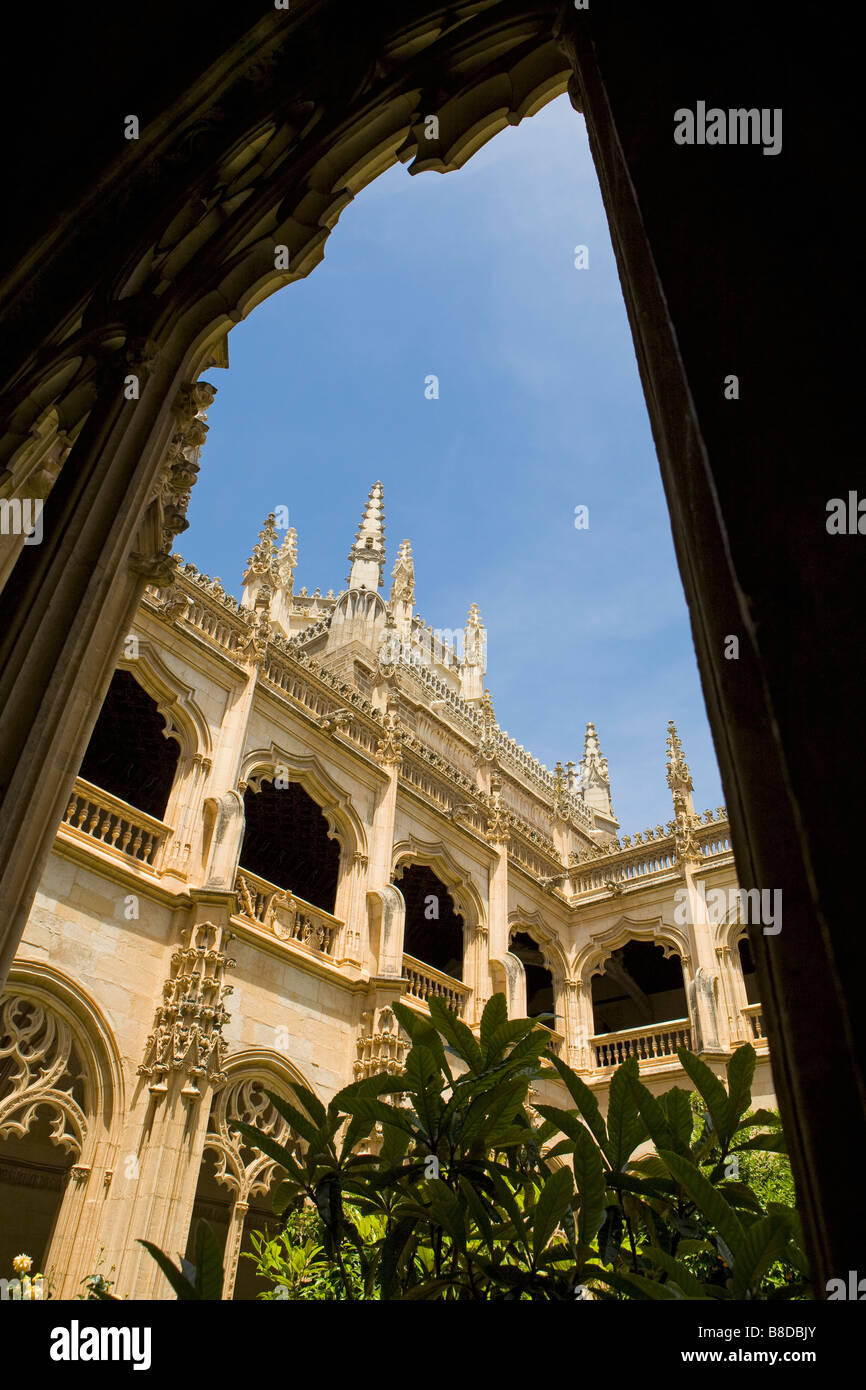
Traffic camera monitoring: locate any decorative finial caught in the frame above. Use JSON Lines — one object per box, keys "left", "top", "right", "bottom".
{"left": 347, "top": 481, "right": 386, "bottom": 590}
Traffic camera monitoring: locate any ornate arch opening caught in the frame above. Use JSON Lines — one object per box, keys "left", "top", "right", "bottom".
{"left": 393, "top": 862, "right": 463, "bottom": 980}
{"left": 76, "top": 668, "right": 181, "bottom": 821}
{"left": 240, "top": 779, "right": 339, "bottom": 914}
{"left": 508, "top": 929, "right": 556, "bottom": 1026}
{"left": 0, "top": 964, "right": 122, "bottom": 1283}
{"left": 186, "top": 1053, "right": 315, "bottom": 1301}
{"left": 589, "top": 939, "right": 688, "bottom": 1037}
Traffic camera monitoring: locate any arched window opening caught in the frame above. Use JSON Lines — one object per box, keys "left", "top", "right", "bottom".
{"left": 240, "top": 781, "right": 339, "bottom": 913}
{"left": 737, "top": 932, "right": 760, "bottom": 1005}
{"left": 0, "top": 995, "right": 87, "bottom": 1281}
{"left": 591, "top": 939, "right": 687, "bottom": 1035}
{"left": 186, "top": 1077, "right": 301, "bottom": 1300}
{"left": 77, "top": 669, "right": 179, "bottom": 820}
{"left": 510, "top": 930, "right": 556, "bottom": 1025}
{"left": 394, "top": 864, "right": 463, "bottom": 979}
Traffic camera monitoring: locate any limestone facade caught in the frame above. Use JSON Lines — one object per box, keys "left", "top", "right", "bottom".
{"left": 1, "top": 481, "right": 774, "bottom": 1298}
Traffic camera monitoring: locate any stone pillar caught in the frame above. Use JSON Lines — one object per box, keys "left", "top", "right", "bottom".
{"left": 336, "top": 851, "right": 368, "bottom": 967}
{"left": 0, "top": 370, "right": 214, "bottom": 989}
{"left": 98, "top": 899, "right": 235, "bottom": 1299}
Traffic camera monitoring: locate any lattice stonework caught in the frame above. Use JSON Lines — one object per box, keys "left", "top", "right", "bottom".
{"left": 205, "top": 1077, "right": 301, "bottom": 1206}
{"left": 0, "top": 995, "right": 88, "bottom": 1158}
{"left": 138, "top": 921, "right": 235, "bottom": 1097}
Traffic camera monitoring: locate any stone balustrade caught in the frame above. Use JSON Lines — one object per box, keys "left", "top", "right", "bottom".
{"left": 401, "top": 952, "right": 471, "bottom": 1018}
{"left": 590, "top": 1018, "right": 692, "bottom": 1069}
{"left": 61, "top": 778, "right": 171, "bottom": 867}
{"left": 742, "top": 1002, "right": 766, "bottom": 1040}
{"left": 234, "top": 868, "right": 342, "bottom": 957}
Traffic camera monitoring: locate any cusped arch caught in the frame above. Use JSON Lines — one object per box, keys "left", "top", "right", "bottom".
{"left": 118, "top": 640, "right": 212, "bottom": 761}
{"left": 576, "top": 914, "right": 691, "bottom": 985}
{"left": 239, "top": 744, "right": 367, "bottom": 859}
{"left": 392, "top": 835, "right": 485, "bottom": 931}
{"left": 507, "top": 909, "right": 569, "bottom": 983}
{"left": 203, "top": 1048, "right": 319, "bottom": 1205}
{"left": 1, "top": 960, "right": 125, "bottom": 1154}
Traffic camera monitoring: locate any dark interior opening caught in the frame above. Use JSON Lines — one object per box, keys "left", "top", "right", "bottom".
{"left": 239, "top": 780, "right": 339, "bottom": 913}
{"left": 737, "top": 933, "right": 760, "bottom": 1005}
{"left": 510, "top": 930, "right": 556, "bottom": 1025}
{"left": 77, "top": 668, "right": 180, "bottom": 820}
{"left": 591, "top": 939, "right": 687, "bottom": 1035}
{"left": 395, "top": 863, "right": 463, "bottom": 979}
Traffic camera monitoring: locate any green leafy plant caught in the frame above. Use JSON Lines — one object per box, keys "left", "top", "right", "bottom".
{"left": 139, "top": 1219, "right": 224, "bottom": 1300}
{"left": 140, "top": 994, "right": 811, "bottom": 1300}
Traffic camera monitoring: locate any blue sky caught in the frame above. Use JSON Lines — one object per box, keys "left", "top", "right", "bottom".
{"left": 183, "top": 94, "right": 723, "bottom": 834}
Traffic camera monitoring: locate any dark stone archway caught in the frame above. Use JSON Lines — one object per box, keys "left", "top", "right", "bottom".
{"left": 394, "top": 863, "right": 464, "bottom": 979}
{"left": 0, "top": 0, "right": 859, "bottom": 1286}
{"left": 77, "top": 669, "right": 180, "bottom": 821}
{"left": 240, "top": 780, "right": 340, "bottom": 914}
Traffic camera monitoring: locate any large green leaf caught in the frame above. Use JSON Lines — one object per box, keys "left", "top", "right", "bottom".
{"left": 606, "top": 1058, "right": 648, "bottom": 1171}
{"left": 731, "top": 1131, "right": 788, "bottom": 1154}
{"left": 639, "top": 1245, "right": 709, "bottom": 1298}
{"left": 427, "top": 996, "right": 485, "bottom": 1072}
{"left": 660, "top": 1149, "right": 744, "bottom": 1261}
{"left": 546, "top": 1053, "right": 610, "bottom": 1158}
{"left": 531, "top": 1165, "right": 574, "bottom": 1261}
{"left": 259, "top": 1091, "right": 321, "bottom": 1148}
{"left": 658, "top": 1087, "right": 695, "bottom": 1150}
{"left": 676, "top": 1049, "right": 729, "bottom": 1144}
{"left": 572, "top": 1125, "right": 607, "bottom": 1248}
{"left": 194, "top": 1220, "right": 224, "bottom": 1300}
{"left": 235, "top": 1121, "right": 309, "bottom": 1176}
{"left": 138, "top": 1240, "right": 198, "bottom": 1299}
{"left": 479, "top": 993, "right": 509, "bottom": 1059}
{"left": 626, "top": 1070, "right": 678, "bottom": 1153}
{"left": 731, "top": 1215, "right": 790, "bottom": 1299}
{"left": 725, "top": 1044, "right": 756, "bottom": 1137}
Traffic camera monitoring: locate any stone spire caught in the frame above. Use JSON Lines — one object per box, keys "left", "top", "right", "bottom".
{"left": 580, "top": 722, "right": 614, "bottom": 818}
{"left": 241, "top": 512, "right": 298, "bottom": 636}
{"left": 666, "top": 720, "right": 698, "bottom": 858}
{"left": 347, "top": 481, "right": 386, "bottom": 591}
{"left": 389, "top": 538, "right": 415, "bottom": 633}
{"left": 665, "top": 720, "right": 695, "bottom": 800}
{"left": 460, "top": 602, "right": 486, "bottom": 703}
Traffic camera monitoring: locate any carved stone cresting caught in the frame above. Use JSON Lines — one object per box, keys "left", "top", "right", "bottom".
{"left": 354, "top": 1005, "right": 408, "bottom": 1080}
{"left": 666, "top": 719, "right": 702, "bottom": 864}
{"left": 0, "top": 995, "right": 88, "bottom": 1159}
{"left": 375, "top": 695, "right": 404, "bottom": 767}
{"left": 129, "top": 380, "right": 217, "bottom": 587}
{"left": 138, "top": 921, "right": 235, "bottom": 1097}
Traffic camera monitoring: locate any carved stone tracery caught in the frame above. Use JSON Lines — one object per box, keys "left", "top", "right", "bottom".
{"left": 138, "top": 921, "right": 235, "bottom": 1097}
{"left": 0, "top": 994, "right": 88, "bottom": 1159}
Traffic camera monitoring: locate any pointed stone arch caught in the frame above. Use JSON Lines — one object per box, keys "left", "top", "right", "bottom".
{"left": 0, "top": 961, "right": 125, "bottom": 1295}
{"left": 576, "top": 913, "right": 691, "bottom": 985}
{"left": 191, "top": 1048, "right": 320, "bottom": 1299}
{"left": 119, "top": 640, "right": 212, "bottom": 762}
{"left": 239, "top": 744, "right": 367, "bottom": 860}
{"left": 391, "top": 835, "right": 485, "bottom": 932}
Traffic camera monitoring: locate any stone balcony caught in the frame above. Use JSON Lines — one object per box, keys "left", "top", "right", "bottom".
{"left": 59, "top": 777, "right": 172, "bottom": 870}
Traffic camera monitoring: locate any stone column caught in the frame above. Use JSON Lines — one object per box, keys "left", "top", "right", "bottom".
{"left": 0, "top": 370, "right": 215, "bottom": 989}
{"left": 97, "top": 900, "right": 235, "bottom": 1299}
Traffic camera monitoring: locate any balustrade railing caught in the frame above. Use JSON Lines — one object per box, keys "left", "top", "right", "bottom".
{"left": 401, "top": 953, "right": 471, "bottom": 1019}
{"left": 234, "top": 868, "right": 342, "bottom": 957}
{"left": 590, "top": 1018, "right": 692, "bottom": 1069}
{"left": 742, "top": 1003, "right": 766, "bottom": 1040}
{"left": 61, "top": 779, "right": 171, "bottom": 868}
